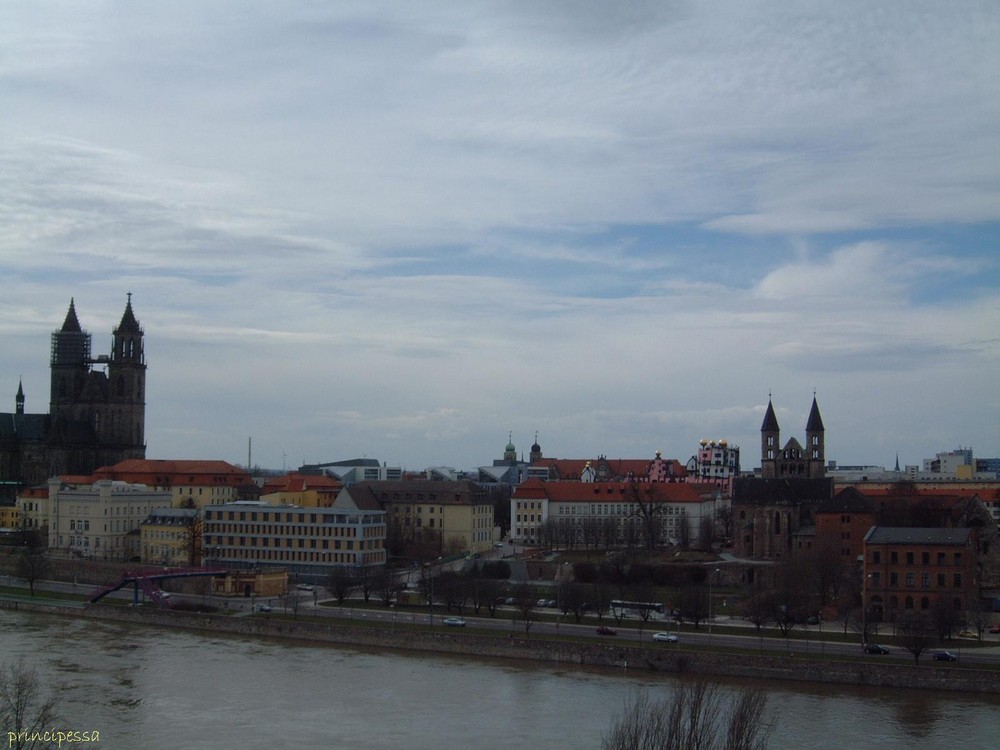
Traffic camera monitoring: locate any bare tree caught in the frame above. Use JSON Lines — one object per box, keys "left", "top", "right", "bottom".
{"left": 624, "top": 481, "right": 666, "bottom": 556}
{"left": 602, "top": 682, "right": 771, "bottom": 750}
{"left": 966, "top": 596, "right": 990, "bottom": 641}
{"left": 17, "top": 550, "right": 50, "bottom": 597}
{"left": 327, "top": 566, "right": 357, "bottom": 606}
{"left": 373, "top": 566, "right": 401, "bottom": 607}
{"left": 741, "top": 589, "right": 773, "bottom": 632}
{"left": 591, "top": 581, "right": 613, "bottom": 622}
{"left": 0, "top": 659, "right": 59, "bottom": 750}
{"left": 511, "top": 583, "right": 538, "bottom": 636}
{"left": 897, "top": 612, "right": 934, "bottom": 665}
{"left": 929, "top": 597, "right": 960, "bottom": 643}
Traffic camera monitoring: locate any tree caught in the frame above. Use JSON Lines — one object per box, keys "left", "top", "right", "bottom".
{"left": 602, "top": 682, "right": 771, "bottom": 750}
{"left": 929, "top": 597, "right": 960, "bottom": 643}
{"left": 966, "top": 596, "right": 991, "bottom": 641}
{"left": 0, "top": 659, "right": 58, "bottom": 750}
{"left": 741, "top": 589, "right": 773, "bottom": 632}
{"left": 624, "top": 481, "right": 666, "bottom": 556}
{"left": 17, "top": 549, "right": 50, "bottom": 597}
{"left": 590, "top": 581, "right": 613, "bottom": 622}
{"left": 327, "top": 566, "right": 357, "bottom": 606}
{"left": 511, "top": 583, "right": 538, "bottom": 636}
{"left": 897, "top": 612, "right": 934, "bottom": 665}
{"left": 373, "top": 566, "right": 401, "bottom": 607}
{"left": 678, "top": 588, "right": 709, "bottom": 629}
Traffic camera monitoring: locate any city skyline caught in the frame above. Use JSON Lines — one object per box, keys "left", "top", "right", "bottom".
{"left": 2, "top": 3, "right": 998, "bottom": 471}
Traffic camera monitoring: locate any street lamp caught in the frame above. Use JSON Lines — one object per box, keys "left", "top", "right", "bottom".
{"left": 708, "top": 567, "right": 720, "bottom": 635}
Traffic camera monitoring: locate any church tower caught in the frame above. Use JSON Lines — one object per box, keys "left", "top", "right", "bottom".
{"left": 49, "top": 298, "right": 92, "bottom": 421}
{"left": 15, "top": 380, "right": 24, "bottom": 415}
{"left": 805, "top": 395, "right": 825, "bottom": 477}
{"left": 529, "top": 433, "right": 542, "bottom": 463}
{"left": 105, "top": 293, "right": 146, "bottom": 453}
{"left": 760, "top": 397, "right": 780, "bottom": 478}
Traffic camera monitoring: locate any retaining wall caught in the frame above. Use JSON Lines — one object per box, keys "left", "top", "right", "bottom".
{"left": 2, "top": 599, "right": 996, "bottom": 695}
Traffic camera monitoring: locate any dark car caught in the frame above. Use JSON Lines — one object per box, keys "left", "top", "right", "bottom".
{"left": 933, "top": 651, "right": 958, "bottom": 662}
{"left": 596, "top": 626, "right": 617, "bottom": 636}
{"left": 864, "top": 644, "right": 889, "bottom": 654}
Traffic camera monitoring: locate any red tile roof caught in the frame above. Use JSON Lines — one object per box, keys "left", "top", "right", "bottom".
{"left": 514, "top": 480, "right": 717, "bottom": 504}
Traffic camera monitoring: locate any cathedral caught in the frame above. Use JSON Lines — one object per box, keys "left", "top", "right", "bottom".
{"left": 0, "top": 296, "right": 146, "bottom": 501}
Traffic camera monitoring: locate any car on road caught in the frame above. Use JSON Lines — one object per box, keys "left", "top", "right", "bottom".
{"left": 933, "top": 651, "right": 958, "bottom": 662}
{"left": 443, "top": 617, "right": 466, "bottom": 627}
{"left": 296, "top": 584, "right": 314, "bottom": 592}
{"left": 595, "top": 626, "right": 617, "bottom": 636}
{"left": 863, "top": 644, "right": 890, "bottom": 655}
{"left": 990, "top": 624, "right": 1000, "bottom": 634}
{"left": 494, "top": 541, "right": 505, "bottom": 548}
{"left": 652, "top": 632, "right": 678, "bottom": 643}
{"left": 956, "top": 629, "right": 977, "bottom": 639}
{"left": 253, "top": 604, "right": 272, "bottom": 613}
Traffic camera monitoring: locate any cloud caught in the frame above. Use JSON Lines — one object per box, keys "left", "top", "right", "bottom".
{"left": 1, "top": 2, "right": 999, "bottom": 470}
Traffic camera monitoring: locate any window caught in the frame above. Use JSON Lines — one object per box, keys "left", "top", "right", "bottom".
{"left": 871, "top": 571, "right": 881, "bottom": 586}
{"left": 954, "top": 553, "right": 962, "bottom": 566}
{"left": 872, "top": 551, "right": 880, "bottom": 564}
{"left": 921, "top": 552, "right": 929, "bottom": 565}
{"left": 890, "top": 551, "right": 898, "bottom": 564}
{"left": 953, "top": 573, "right": 962, "bottom": 588}
{"left": 890, "top": 572, "right": 898, "bottom": 586}
{"left": 921, "top": 573, "right": 930, "bottom": 588}
{"left": 906, "top": 552, "right": 914, "bottom": 565}
{"left": 905, "top": 572, "right": 914, "bottom": 587}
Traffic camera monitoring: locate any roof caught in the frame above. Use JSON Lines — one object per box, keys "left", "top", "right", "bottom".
{"left": 760, "top": 399, "right": 779, "bottom": 432}
{"left": 816, "top": 486, "right": 877, "bottom": 514}
{"left": 0, "top": 413, "right": 49, "bottom": 441}
{"left": 260, "top": 472, "right": 342, "bottom": 495}
{"left": 513, "top": 479, "right": 718, "bottom": 504}
{"left": 733, "top": 477, "right": 834, "bottom": 505}
{"left": 530, "top": 456, "right": 686, "bottom": 481}
{"left": 115, "top": 294, "right": 142, "bottom": 334}
{"left": 61, "top": 298, "right": 82, "bottom": 333}
{"left": 142, "top": 508, "right": 198, "bottom": 525}
{"left": 864, "top": 526, "right": 973, "bottom": 546}
{"left": 806, "top": 397, "right": 825, "bottom": 432}
{"left": 91, "top": 459, "right": 252, "bottom": 485}
{"left": 348, "top": 480, "right": 490, "bottom": 506}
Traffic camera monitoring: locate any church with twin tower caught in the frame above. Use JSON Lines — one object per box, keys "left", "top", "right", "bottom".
{"left": 0, "top": 296, "right": 147, "bottom": 500}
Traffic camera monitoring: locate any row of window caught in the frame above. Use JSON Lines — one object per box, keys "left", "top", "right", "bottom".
{"left": 205, "top": 523, "right": 367, "bottom": 537}
{"left": 870, "top": 571, "right": 963, "bottom": 588}
{"left": 203, "top": 534, "right": 382, "bottom": 551}
{"left": 871, "top": 550, "right": 963, "bottom": 566}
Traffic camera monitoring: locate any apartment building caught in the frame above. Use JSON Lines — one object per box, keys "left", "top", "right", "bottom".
{"left": 863, "top": 526, "right": 979, "bottom": 622}
{"left": 511, "top": 479, "right": 721, "bottom": 547}
{"left": 140, "top": 507, "right": 200, "bottom": 566}
{"left": 337, "top": 480, "right": 496, "bottom": 555}
{"left": 202, "top": 501, "right": 387, "bottom": 583}
{"left": 47, "top": 478, "right": 173, "bottom": 561}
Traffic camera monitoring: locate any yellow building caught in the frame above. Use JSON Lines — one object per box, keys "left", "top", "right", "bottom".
{"left": 259, "top": 472, "right": 343, "bottom": 508}
{"left": 16, "top": 483, "right": 50, "bottom": 532}
{"left": 338, "top": 480, "right": 495, "bottom": 555}
{"left": 0, "top": 503, "right": 18, "bottom": 529}
{"left": 141, "top": 508, "right": 200, "bottom": 566}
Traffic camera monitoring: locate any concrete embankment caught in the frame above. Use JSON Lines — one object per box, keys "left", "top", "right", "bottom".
{"left": 2, "top": 598, "right": 997, "bottom": 695}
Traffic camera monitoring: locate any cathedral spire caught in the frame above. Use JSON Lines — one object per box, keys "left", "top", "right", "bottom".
{"left": 15, "top": 379, "right": 24, "bottom": 414}
{"left": 61, "top": 298, "right": 82, "bottom": 332}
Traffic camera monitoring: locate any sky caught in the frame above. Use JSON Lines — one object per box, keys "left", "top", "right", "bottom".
{"left": 1, "top": 1, "right": 998, "bottom": 474}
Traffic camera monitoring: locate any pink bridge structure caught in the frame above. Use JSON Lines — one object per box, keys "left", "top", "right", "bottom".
{"left": 88, "top": 567, "right": 226, "bottom": 608}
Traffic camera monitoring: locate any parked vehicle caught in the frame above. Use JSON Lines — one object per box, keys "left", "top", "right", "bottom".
{"left": 596, "top": 626, "right": 617, "bottom": 636}
{"left": 933, "top": 651, "right": 958, "bottom": 662}
{"left": 443, "top": 617, "right": 466, "bottom": 627}
{"left": 990, "top": 624, "right": 1000, "bottom": 634}
{"left": 864, "top": 644, "right": 890, "bottom": 655}
{"left": 956, "top": 629, "right": 977, "bottom": 639}
{"left": 296, "top": 584, "right": 314, "bottom": 592}
{"left": 253, "top": 604, "right": 272, "bottom": 613}
{"left": 652, "top": 632, "right": 678, "bottom": 643}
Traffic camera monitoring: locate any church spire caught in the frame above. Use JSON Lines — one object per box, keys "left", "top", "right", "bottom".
{"left": 15, "top": 379, "right": 24, "bottom": 414}
{"left": 61, "top": 298, "right": 82, "bottom": 332}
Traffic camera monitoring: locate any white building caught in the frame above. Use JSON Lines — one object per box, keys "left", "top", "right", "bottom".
{"left": 47, "top": 478, "right": 173, "bottom": 561}
{"left": 511, "top": 479, "right": 722, "bottom": 547}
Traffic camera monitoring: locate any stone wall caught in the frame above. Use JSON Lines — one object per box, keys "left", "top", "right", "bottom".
{"left": 2, "top": 598, "right": 997, "bottom": 695}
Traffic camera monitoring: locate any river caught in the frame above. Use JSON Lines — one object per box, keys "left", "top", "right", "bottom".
{"left": 1, "top": 610, "right": 997, "bottom": 749}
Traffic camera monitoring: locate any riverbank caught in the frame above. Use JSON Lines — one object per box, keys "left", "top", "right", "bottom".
{"left": 3, "top": 597, "right": 997, "bottom": 695}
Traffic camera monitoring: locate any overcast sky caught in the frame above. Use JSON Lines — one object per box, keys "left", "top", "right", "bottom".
{"left": 2, "top": 1, "right": 998, "bottom": 474}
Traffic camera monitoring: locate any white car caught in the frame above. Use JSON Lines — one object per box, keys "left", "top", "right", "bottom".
{"left": 443, "top": 617, "right": 466, "bottom": 627}
{"left": 653, "top": 632, "right": 678, "bottom": 643}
